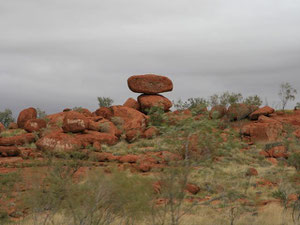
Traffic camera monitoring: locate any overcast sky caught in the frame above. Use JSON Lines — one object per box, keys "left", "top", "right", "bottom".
{"left": 1, "top": 0, "right": 300, "bottom": 116}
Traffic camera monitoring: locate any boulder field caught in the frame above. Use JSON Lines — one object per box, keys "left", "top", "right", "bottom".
{"left": 1, "top": 74, "right": 300, "bottom": 158}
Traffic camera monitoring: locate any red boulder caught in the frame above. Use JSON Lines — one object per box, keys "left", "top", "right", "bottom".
{"left": 127, "top": 74, "right": 173, "bottom": 94}
{"left": 138, "top": 94, "right": 172, "bottom": 112}
{"left": 24, "top": 119, "right": 47, "bottom": 133}
{"left": 249, "top": 106, "right": 275, "bottom": 120}
{"left": 36, "top": 132, "right": 82, "bottom": 152}
{"left": 62, "top": 111, "right": 89, "bottom": 133}
{"left": 17, "top": 107, "right": 37, "bottom": 128}
{"left": 0, "top": 133, "right": 36, "bottom": 146}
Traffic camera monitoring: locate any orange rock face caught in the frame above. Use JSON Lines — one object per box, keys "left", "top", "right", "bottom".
{"left": 138, "top": 94, "right": 172, "bottom": 112}
{"left": 62, "top": 111, "right": 89, "bottom": 133}
{"left": 123, "top": 98, "right": 140, "bottom": 110}
{"left": 249, "top": 106, "right": 275, "bottom": 120}
{"left": 24, "top": 119, "right": 47, "bottom": 133}
{"left": 17, "top": 107, "right": 37, "bottom": 128}
{"left": 127, "top": 74, "right": 173, "bottom": 94}
{"left": 36, "top": 132, "right": 82, "bottom": 152}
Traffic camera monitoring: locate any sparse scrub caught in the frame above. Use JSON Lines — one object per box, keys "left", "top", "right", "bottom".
{"left": 97, "top": 97, "right": 114, "bottom": 107}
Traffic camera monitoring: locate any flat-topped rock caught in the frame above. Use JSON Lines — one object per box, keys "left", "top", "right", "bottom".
{"left": 127, "top": 74, "right": 173, "bottom": 94}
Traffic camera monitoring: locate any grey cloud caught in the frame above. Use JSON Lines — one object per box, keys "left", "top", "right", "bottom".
{"left": 0, "top": 0, "right": 300, "bottom": 117}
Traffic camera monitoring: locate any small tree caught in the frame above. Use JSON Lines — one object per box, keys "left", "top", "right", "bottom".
{"left": 278, "top": 82, "right": 297, "bottom": 110}
{"left": 219, "top": 92, "right": 243, "bottom": 107}
{"left": 97, "top": 97, "right": 114, "bottom": 108}
{"left": 243, "top": 95, "right": 262, "bottom": 107}
{"left": 0, "top": 109, "right": 14, "bottom": 128}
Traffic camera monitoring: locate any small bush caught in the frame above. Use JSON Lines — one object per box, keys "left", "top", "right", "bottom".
{"left": 97, "top": 97, "right": 114, "bottom": 107}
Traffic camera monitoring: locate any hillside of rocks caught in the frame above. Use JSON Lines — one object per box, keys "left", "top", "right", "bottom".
{"left": 0, "top": 74, "right": 300, "bottom": 224}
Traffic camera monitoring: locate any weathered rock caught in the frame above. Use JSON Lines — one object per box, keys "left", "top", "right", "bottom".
{"left": 123, "top": 98, "right": 140, "bottom": 110}
{"left": 94, "top": 107, "right": 113, "bottom": 119}
{"left": 36, "top": 132, "right": 82, "bottom": 152}
{"left": 110, "top": 106, "right": 148, "bottom": 141}
{"left": 8, "top": 122, "right": 18, "bottom": 129}
{"left": 210, "top": 105, "right": 227, "bottom": 119}
{"left": 249, "top": 106, "right": 275, "bottom": 120}
{"left": 75, "top": 131, "right": 118, "bottom": 146}
{"left": 0, "top": 133, "right": 36, "bottom": 146}
{"left": 0, "top": 123, "right": 5, "bottom": 133}
{"left": 62, "top": 111, "right": 89, "bottom": 133}
{"left": 227, "top": 104, "right": 254, "bottom": 121}
{"left": 17, "top": 107, "right": 37, "bottom": 128}
{"left": 24, "top": 119, "right": 47, "bottom": 133}
{"left": 0, "top": 146, "right": 21, "bottom": 157}
{"left": 127, "top": 74, "right": 173, "bottom": 94}
{"left": 241, "top": 121, "right": 283, "bottom": 142}
{"left": 138, "top": 94, "right": 172, "bottom": 112}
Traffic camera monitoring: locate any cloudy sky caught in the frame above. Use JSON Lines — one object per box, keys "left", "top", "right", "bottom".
{"left": 1, "top": 0, "right": 300, "bottom": 116}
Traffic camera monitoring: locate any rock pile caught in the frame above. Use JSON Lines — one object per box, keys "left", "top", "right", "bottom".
{"left": 126, "top": 74, "right": 173, "bottom": 113}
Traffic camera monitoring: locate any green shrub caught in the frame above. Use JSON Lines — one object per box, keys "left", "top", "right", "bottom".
{"left": 0, "top": 109, "right": 14, "bottom": 128}
{"left": 97, "top": 97, "right": 114, "bottom": 107}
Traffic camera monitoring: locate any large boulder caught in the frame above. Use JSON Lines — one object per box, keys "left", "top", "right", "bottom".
{"left": 209, "top": 105, "right": 227, "bottom": 119}
{"left": 123, "top": 98, "right": 140, "bottom": 110}
{"left": 24, "top": 119, "right": 47, "bottom": 133}
{"left": 127, "top": 74, "right": 173, "bottom": 94}
{"left": 249, "top": 106, "right": 275, "bottom": 120}
{"left": 0, "top": 133, "right": 36, "bottom": 146}
{"left": 227, "top": 104, "right": 255, "bottom": 121}
{"left": 138, "top": 94, "right": 172, "bottom": 112}
{"left": 0, "top": 123, "right": 5, "bottom": 133}
{"left": 17, "top": 107, "right": 37, "bottom": 128}
{"left": 62, "top": 111, "right": 89, "bottom": 133}
{"left": 36, "top": 132, "right": 82, "bottom": 152}
{"left": 241, "top": 118, "right": 283, "bottom": 142}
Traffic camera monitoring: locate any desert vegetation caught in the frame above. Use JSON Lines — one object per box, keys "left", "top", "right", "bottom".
{"left": 0, "top": 75, "right": 299, "bottom": 225}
